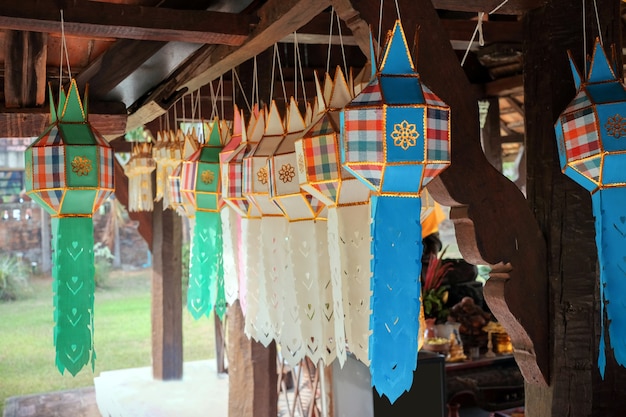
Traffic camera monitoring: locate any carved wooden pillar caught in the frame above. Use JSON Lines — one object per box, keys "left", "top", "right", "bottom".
{"left": 335, "top": 0, "right": 549, "bottom": 387}
{"left": 524, "top": 0, "right": 626, "bottom": 414}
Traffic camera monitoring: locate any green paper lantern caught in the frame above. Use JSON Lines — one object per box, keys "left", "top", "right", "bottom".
{"left": 24, "top": 80, "right": 114, "bottom": 376}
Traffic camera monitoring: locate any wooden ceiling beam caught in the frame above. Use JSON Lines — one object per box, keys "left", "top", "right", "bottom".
{"left": 0, "top": 100, "right": 127, "bottom": 138}
{"left": 432, "top": 0, "right": 546, "bottom": 15}
{"left": 126, "top": 0, "right": 332, "bottom": 132}
{"left": 3, "top": 30, "right": 47, "bottom": 108}
{"left": 441, "top": 19, "right": 523, "bottom": 44}
{"left": 0, "top": 0, "right": 256, "bottom": 44}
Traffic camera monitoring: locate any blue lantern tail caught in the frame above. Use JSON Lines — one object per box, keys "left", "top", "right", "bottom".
{"left": 592, "top": 189, "right": 626, "bottom": 377}
{"left": 369, "top": 195, "right": 422, "bottom": 403}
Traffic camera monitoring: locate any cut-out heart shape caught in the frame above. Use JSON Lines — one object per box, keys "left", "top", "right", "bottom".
{"left": 71, "top": 308, "right": 77, "bottom": 315}
{"left": 71, "top": 276, "right": 79, "bottom": 283}
{"left": 72, "top": 241, "right": 79, "bottom": 249}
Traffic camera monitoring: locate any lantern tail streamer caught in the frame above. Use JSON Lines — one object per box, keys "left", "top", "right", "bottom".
{"left": 369, "top": 195, "right": 422, "bottom": 403}
{"left": 330, "top": 203, "right": 372, "bottom": 366}
{"left": 593, "top": 189, "right": 626, "bottom": 377}
{"left": 53, "top": 217, "right": 96, "bottom": 376}
{"left": 261, "top": 216, "right": 289, "bottom": 342}
{"left": 244, "top": 218, "right": 268, "bottom": 342}
{"left": 187, "top": 211, "right": 221, "bottom": 319}
{"left": 278, "top": 250, "right": 304, "bottom": 366}
{"left": 221, "top": 206, "right": 240, "bottom": 305}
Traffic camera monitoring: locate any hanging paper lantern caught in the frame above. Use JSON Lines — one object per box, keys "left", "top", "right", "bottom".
{"left": 340, "top": 21, "right": 450, "bottom": 403}
{"left": 295, "top": 68, "right": 372, "bottom": 367}
{"left": 241, "top": 102, "right": 286, "bottom": 347}
{"left": 24, "top": 80, "right": 114, "bottom": 375}
{"left": 124, "top": 142, "right": 156, "bottom": 212}
{"left": 180, "top": 118, "right": 225, "bottom": 320}
{"left": 153, "top": 130, "right": 183, "bottom": 210}
{"left": 554, "top": 39, "right": 626, "bottom": 377}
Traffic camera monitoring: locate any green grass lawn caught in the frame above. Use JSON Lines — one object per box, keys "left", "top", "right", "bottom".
{"left": 0, "top": 269, "right": 216, "bottom": 414}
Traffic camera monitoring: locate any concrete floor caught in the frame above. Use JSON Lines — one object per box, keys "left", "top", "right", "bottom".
{"left": 3, "top": 360, "right": 228, "bottom": 417}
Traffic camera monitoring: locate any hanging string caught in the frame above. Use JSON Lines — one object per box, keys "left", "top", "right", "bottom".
{"left": 394, "top": 0, "right": 401, "bottom": 20}
{"left": 583, "top": 0, "right": 588, "bottom": 78}
{"left": 592, "top": 0, "right": 603, "bottom": 45}
{"left": 294, "top": 33, "right": 299, "bottom": 102}
{"left": 335, "top": 11, "right": 348, "bottom": 76}
{"left": 270, "top": 44, "right": 288, "bottom": 105}
{"left": 232, "top": 68, "right": 252, "bottom": 114}
{"left": 253, "top": 56, "right": 259, "bottom": 108}
{"left": 377, "top": 0, "right": 384, "bottom": 59}
{"left": 220, "top": 74, "right": 225, "bottom": 121}
{"left": 460, "top": 0, "right": 510, "bottom": 67}
{"left": 294, "top": 32, "right": 308, "bottom": 104}
{"left": 58, "top": 10, "right": 73, "bottom": 101}
{"left": 327, "top": 8, "right": 335, "bottom": 74}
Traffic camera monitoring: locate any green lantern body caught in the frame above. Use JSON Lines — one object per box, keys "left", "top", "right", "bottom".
{"left": 24, "top": 80, "right": 114, "bottom": 376}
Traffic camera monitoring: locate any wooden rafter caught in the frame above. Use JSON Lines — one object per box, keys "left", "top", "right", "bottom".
{"left": 125, "top": 0, "right": 332, "bottom": 132}
{"left": 0, "top": 0, "right": 256, "bottom": 44}
{"left": 432, "top": 0, "right": 546, "bottom": 14}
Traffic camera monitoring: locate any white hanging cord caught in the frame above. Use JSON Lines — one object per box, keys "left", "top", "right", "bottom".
{"left": 583, "top": 0, "right": 588, "bottom": 78}
{"left": 460, "top": 12, "right": 485, "bottom": 67}
{"left": 294, "top": 32, "right": 308, "bottom": 104}
{"left": 220, "top": 74, "right": 225, "bottom": 120}
{"left": 232, "top": 68, "right": 252, "bottom": 114}
{"left": 326, "top": 8, "right": 335, "bottom": 74}
{"left": 592, "top": 0, "right": 603, "bottom": 45}
{"left": 394, "top": 0, "right": 401, "bottom": 20}
{"left": 253, "top": 56, "right": 259, "bottom": 107}
{"left": 489, "top": 0, "right": 510, "bottom": 15}
{"left": 209, "top": 80, "right": 218, "bottom": 121}
{"left": 294, "top": 33, "right": 299, "bottom": 102}
{"left": 58, "top": 10, "right": 73, "bottom": 101}
{"left": 335, "top": 11, "right": 348, "bottom": 76}
{"left": 377, "top": 0, "right": 384, "bottom": 60}
{"left": 270, "top": 44, "right": 288, "bottom": 105}
{"left": 182, "top": 92, "right": 187, "bottom": 124}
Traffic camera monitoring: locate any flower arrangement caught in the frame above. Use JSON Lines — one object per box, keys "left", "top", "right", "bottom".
{"left": 422, "top": 247, "right": 453, "bottom": 322}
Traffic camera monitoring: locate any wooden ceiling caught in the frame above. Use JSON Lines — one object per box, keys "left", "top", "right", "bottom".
{"left": 0, "top": 0, "right": 536, "bottom": 145}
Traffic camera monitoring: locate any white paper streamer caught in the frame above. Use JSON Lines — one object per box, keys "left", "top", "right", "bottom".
{"left": 244, "top": 217, "right": 272, "bottom": 344}
{"left": 261, "top": 216, "right": 289, "bottom": 342}
{"left": 336, "top": 203, "right": 372, "bottom": 365}
{"left": 221, "top": 206, "right": 239, "bottom": 305}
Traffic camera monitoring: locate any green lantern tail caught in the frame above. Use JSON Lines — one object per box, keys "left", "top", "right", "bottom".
{"left": 52, "top": 217, "right": 96, "bottom": 376}
{"left": 187, "top": 211, "right": 223, "bottom": 320}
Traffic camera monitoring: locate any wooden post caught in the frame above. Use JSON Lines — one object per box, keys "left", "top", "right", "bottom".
{"left": 480, "top": 97, "right": 503, "bottom": 173}
{"left": 3, "top": 30, "right": 47, "bottom": 108}
{"left": 227, "top": 301, "right": 277, "bottom": 417}
{"left": 523, "top": 0, "right": 626, "bottom": 414}
{"left": 151, "top": 199, "right": 183, "bottom": 380}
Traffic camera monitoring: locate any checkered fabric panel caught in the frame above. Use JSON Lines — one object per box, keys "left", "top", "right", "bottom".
{"left": 344, "top": 108, "right": 383, "bottom": 164}
{"left": 307, "top": 116, "right": 335, "bottom": 137}
{"left": 38, "top": 126, "right": 63, "bottom": 146}
{"left": 226, "top": 161, "right": 243, "bottom": 198}
{"left": 312, "top": 182, "right": 339, "bottom": 204}
{"left": 93, "top": 190, "right": 112, "bottom": 212}
{"left": 169, "top": 174, "right": 183, "bottom": 205}
{"left": 354, "top": 163, "right": 383, "bottom": 188}
{"left": 180, "top": 161, "right": 197, "bottom": 196}
{"left": 571, "top": 158, "right": 601, "bottom": 183}
{"left": 422, "top": 85, "right": 447, "bottom": 107}
{"left": 31, "top": 145, "right": 65, "bottom": 190}
{"left": 422, "top": 163, "right": 450, "bottom": 187}
{"left": 426, "top": 108, "right": 450, "bottom": 161}
{"left": 305, "top": 135, "right": 339, "bottom": 182}
{"left": 242, "top": 157, "right": 253, "bottom": 195}
{"left": 568, "top": 91, "right": 592, "bottom": 112}
{"left": 99, "top": 146, "right": 114, "bottom": 189}
{"left": 38, "top": 189, "right": 64, "bottom": 214}
{"left": 562, "top": 107, "right": 601, "bottom": 160}
{"left": 351, "top": 79, "right": 383, "bottom": 105}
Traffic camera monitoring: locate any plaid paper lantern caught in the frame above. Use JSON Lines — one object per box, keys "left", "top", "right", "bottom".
{"left": 555, "top": 39, "right": 626, "bottom": 377}
{"left": 339, "top": 21, "right": 451, "bottom": 403}
{"left": 269, "top": 98, "right": 324, "bottom": 221}
{"left": 243, "top": 101, "right": 286, "bottom": 216}
{"left": 296, "top": 68, "right": 371, "bottom": 207}
{"left": 341, "top": 23, "right": 450, "bottom": 196}
{"left": 24, "top": 80, "right": 114, "bottom": 376}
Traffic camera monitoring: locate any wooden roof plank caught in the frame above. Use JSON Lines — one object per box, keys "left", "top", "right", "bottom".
{"left": 126, "top": 0, "right": 332, "bottom": 131}
{"left": 0, "top": 0, "right": 256, "bottom": 44}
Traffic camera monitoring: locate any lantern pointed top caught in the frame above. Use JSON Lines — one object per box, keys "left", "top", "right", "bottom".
{"left": 313, "top": 71, "right": 327, "bottom": 116}
{"left": 587, "top": 38, "right": 616, "bottom": 84}
{"left": 286, "top": 97, "right": 305, "bottom": 133}
{"left": 265, "top": 101, "right": 284, "bottom": 136}
{"left": 567, "top": 51, "right": 583, "bottom": 90}
{"left": 379, "top": 20, "right": 415, "bottom": 75}
{"left": 329, "top": 67, "right": 352, "bottom": 109}
{"left": 60, "top": 79, "right": 87, "bottom": 123}
{"left": 206, "top": 117, "right": 223, "bottom": 146}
